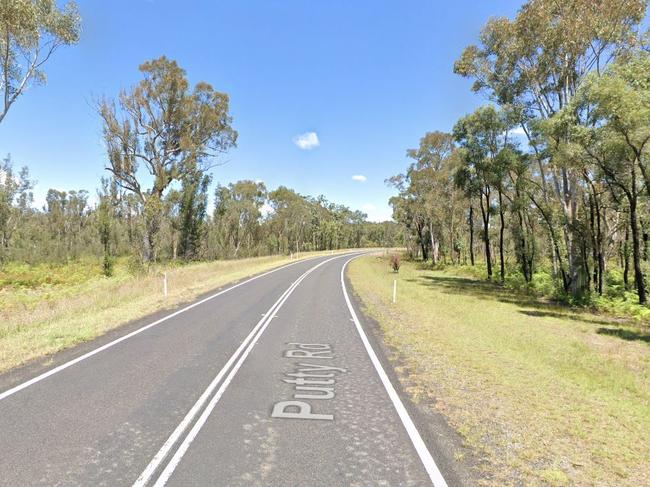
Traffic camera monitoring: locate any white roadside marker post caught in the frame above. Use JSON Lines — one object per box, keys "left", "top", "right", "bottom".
{"left": 163, "top": 272, "right": 168, "bottom": 298}
{"left": 392, "top": 279, "right": 397, "bottom": 303}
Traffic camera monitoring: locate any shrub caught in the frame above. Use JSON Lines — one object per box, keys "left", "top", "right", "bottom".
{"left": 390, "top": 253, "right": 401, "bottom": 272}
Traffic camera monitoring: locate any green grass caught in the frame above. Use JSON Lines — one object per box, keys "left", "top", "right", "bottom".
{"left": 348, "top": 255, "right": 650, "bottom": 487}
{"left": 0, "top": 250, "right": 354, "bottom": 373}
{"left": 445, "top": 262, "right": 650, "bottom": 322}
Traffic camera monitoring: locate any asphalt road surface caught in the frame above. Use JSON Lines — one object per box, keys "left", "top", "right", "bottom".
{"left": 0, "top": 252, "right": 459, "bottom": 486}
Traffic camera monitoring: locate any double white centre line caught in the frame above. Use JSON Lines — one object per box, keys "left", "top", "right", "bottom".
{"left": 134, "top": 254, "right": 350, "bottom": 487}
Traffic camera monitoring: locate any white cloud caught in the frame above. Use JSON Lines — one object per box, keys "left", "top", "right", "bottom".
{"left": 352, "top": 174, "right": 367, "bottom": 182}
{"left": 293, "top": 132, "right": 320, "bottom": 150}
{"left": 361, "top": 203, "right": 376, "bottom": 212}
{"left": 510, "top": 126, "right": 527, "bottom": 137}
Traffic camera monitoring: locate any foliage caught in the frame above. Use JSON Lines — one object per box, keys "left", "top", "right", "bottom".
{"left": 389, "top": 0, "right": 649, "bottom": 306}
{"left": 97, "top": 56, "right": 237, "bottom": 261}
{"left": 0, "top": 0, "right": 81, "bottom": 124}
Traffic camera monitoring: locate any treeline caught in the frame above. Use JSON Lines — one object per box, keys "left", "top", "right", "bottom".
{"left": 389, "top": 0, "right": 649, "bottom": 305}
{"left": 0, "top": 157, "right": 399, "bottom": 268}
{"left": 0, "top": 3, "right": 398, "bottom": 272}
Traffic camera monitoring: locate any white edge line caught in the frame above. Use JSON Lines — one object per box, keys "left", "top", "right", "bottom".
{"left": 147, "top": 254, "right": 342, "bottom": 487}
{"left": 0, "top": 253, "right": 345, "bottom": 402}
{"left": 340, "top": 255, "right": 448, "bottom": 487}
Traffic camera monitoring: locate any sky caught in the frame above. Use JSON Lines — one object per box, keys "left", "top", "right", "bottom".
{"left": 0, "top": 0, "right": 525, "bottom": 222}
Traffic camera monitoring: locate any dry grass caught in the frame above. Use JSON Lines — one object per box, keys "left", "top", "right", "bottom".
{"left": 348, "top": 255, "right": 650, "bottom": 486}
{"left": 0, "top": 250, "right": 349, "bottom": 373}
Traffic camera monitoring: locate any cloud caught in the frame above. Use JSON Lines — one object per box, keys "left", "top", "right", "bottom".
{"left": 352, "top": 174, "right": 367, "bottom": 182}
{"left": 361, "top": 203, "right": 376, "bottom": 212}
{"left": 293, "top": 132, "right": 320, "bottom": 150}
{"left": 510, "top": 126, "right": 527, "bottom": 136}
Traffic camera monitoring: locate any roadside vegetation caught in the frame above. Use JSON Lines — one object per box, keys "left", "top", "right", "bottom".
{"left": 349, "top": 254, "right": 649, "bottom": 486}
{"left": 374, "top": 2, "right": 650, "bottom": 483}
{"left": 0, "top": 250, "right": 356, "bottom": 373}
{"left": 0, "top": 1, "right": 399, "bottom": 371}
{"left": 389, "top": 0, "right": 650, "bottom": 313}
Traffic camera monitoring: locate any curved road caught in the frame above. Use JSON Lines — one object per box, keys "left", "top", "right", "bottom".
{"left": 0, "top": 252, "right": 458, "bottom": 486}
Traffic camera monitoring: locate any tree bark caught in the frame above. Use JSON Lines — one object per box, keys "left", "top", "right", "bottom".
{"left": 498, "top": 190, "right": 505, "bottom": 283}
{"left": 469, "top": 204, "right": 475, "bottom": 266}
{"left": 629, "top": 186, "right": 647, "bottom": 304}
{"left": 479, "top": 192, "right": 492, "bottom": 279}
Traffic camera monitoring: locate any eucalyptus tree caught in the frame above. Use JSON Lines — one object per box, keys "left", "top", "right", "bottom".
{"left": 454, "top": 106, "right": 511, "bottom": 281}
{"left": 0, "top": 155, "right": 33, "bottom": 260}
{"left": 213, "top": 180, "right": 266, "bottom": 258}
{"left": 406, "top": 132, "right": 461, "bottom": 263}
{"left": 0, "top": 0, "right": 80, "bottom": 124}
{"left": 98, "top": 57, "right": 237, "bottom": 262}
{"left": 454, "top": 0, "right": 647, "bottom": 294}
{"left": 558, "top": 52, "right": 650, "bottom": 303}
{"left": 386, "top": 173, "right": 430, "bottom": 261}
{"left": 267, "top": 186, "right": 313, "bottom": 254}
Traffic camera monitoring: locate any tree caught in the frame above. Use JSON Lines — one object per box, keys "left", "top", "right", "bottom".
{"left": 454, "top": 106, "right": 511, "bottom": 281}
{"left": 177, "top": 172, "right": 211, "bottom": 260}
{"left": 0, "top": 154, "right": 33, "bottom": 261}
{"left": 388, "top": 132, "right": 463, "bottom": 264}
{"left": 98, "top": 56, "right": 237, "bottom": 261}
{"left": 560, "top": 52, "right": 650, "bottom": 303}
{"left": 213, "top": 180, "right": 266, "bottom": 258}
{"left": 0, "top": 0, "right": 81, "bottom": 124}
{"left": 454, "top": 0, "right": 647, "bottom": 295}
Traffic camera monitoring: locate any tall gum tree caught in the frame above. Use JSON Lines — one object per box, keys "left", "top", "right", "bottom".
{"left": 454, "top": 105, "right": 512, "bottom": 281}
{"left": 557, "top": 52, "right": 650, "bottom": 304}
{"left": 98, "top": 56, "right": 237, "bottom": 262}
{"left": 453, "top": 0, "right": 647, "bottom": 296}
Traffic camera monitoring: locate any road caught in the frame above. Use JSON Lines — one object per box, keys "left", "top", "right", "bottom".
{"left": 0, "top": 252, "right": 459, "bottom": 486}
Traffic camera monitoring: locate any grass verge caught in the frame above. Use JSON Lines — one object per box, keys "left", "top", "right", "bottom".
{"left": 348, "top": 255, "right": 649, "bottom": 486}
{"left": 0, "top": 250, "right": 353, "bottom": 373}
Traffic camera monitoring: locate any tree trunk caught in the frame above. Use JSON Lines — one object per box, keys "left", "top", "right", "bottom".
{"left": 628, "top": 187, "right": 647, "bottom": 304}
{"left": 429, "top": 222, "right": 439, "bottom": 265}
{"left": 498, "top": 190, "right": 505, "bottom": 283}
{"left": 480, "top": 193, "right": 492, "bottom": 280}
{"left": 469, "top": 204, "right": 475, "bottom": 266}
{"left": 623, "top": 224, "right": 630, "bottom": 290}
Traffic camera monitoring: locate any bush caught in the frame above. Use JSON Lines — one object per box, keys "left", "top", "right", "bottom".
{"left": 390, "top": 253, "right": 401, "bottom": 272}
{"left": 102, "top": 254, "right": 114, "bottom": 277}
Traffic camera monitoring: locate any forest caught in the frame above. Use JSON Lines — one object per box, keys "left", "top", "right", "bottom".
{"left": 0, "top": 3, "right": 399, "bottom": 276}
{"left": 1, "top": 0, "right": 649, "bottom": 315}
{"left": 389, "top": 0, "right": 650, "bottom": 309}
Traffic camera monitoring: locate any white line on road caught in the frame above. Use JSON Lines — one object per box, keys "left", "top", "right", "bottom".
{"left": 340, "top": 255, "right": 448, "bottom": 487}
{"left": 135, "top": 253, "right": 354, "bottom": 487}
{"left": 0, "top": 254, "right": 344, "bottom": 403}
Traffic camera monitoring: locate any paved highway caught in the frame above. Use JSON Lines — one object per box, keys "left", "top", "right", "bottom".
{"left": 0, "top": 252, "right": 459, "bottom": 486}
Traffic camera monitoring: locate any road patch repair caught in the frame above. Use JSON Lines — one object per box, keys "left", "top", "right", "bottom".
{"left": 271, "top": 343, "right": 347, "bottom": 421}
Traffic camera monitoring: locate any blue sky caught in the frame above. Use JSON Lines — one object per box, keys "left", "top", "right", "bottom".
{"left": 0, "top": 0, "right": 524, "bottom": 221}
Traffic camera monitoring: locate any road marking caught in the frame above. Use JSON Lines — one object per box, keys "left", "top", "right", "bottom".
{"left": 0, "top": 253, "right": 345, "bottom": 402}
{"left": 271, "top": 344, "right": 346, "bottom": 421}
{"left": 340, "top": 255, "right": 449, "bottom": 487}
{"left": 135, "top": 253, "right": 355, "bottom": 487}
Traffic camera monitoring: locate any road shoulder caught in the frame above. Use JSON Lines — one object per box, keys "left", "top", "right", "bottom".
{"left": 345, "top": 266, "right": 483, "bottom": 487}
